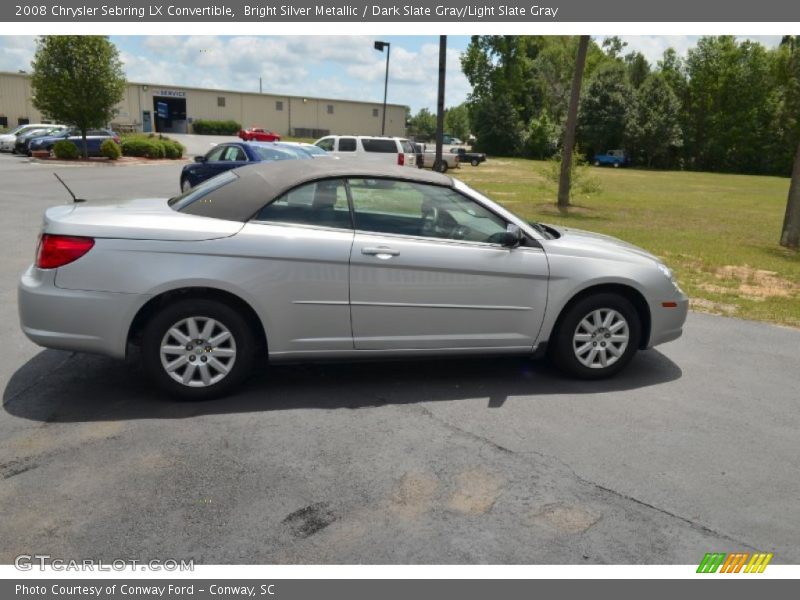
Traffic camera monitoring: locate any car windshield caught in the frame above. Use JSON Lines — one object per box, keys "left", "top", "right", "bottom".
{"left": 454, "top": 180, "right": 556, "bottom": 240}
{"left": 169, "top": 170, "right": 238, "bottom": 210}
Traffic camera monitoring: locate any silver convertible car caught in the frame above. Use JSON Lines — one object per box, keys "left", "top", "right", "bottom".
{"left": 19, "top": 161, "right": 688, "bottom": 399}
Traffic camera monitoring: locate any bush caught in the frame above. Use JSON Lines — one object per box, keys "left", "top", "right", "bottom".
{"left": 542, "top": 150, "right": 602, "bottom": 199}
{"left": 161, "top": 138, "right": 184, "bottom": 159}
{"left": 100, "top": 139, "right": 121, "bottom": 160}
{"left": 192, "top": 119, "right": 241, "bottom": 135}
{"left": 53, "top": 140, "right": 79, "bottom": 159}
{"left": 120, "top": 134, "right": 183, "bottom": 159}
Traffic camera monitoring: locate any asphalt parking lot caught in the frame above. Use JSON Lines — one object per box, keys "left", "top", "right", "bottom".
{"left": 0, "top": 151, "right": 798, "bottom": 564}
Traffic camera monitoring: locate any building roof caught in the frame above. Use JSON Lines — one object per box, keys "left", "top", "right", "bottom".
{"left": 180, "top": 158, "right": 452, "bottom": 222}
{"left": 0, "top": 71, "right": 408, "bottom": 110}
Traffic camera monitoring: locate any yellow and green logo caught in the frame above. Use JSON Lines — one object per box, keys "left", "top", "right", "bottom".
{"left": 697, "top": 552, "right": 773, "bottom": 573}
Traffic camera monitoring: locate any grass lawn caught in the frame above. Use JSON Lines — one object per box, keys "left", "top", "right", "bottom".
{"left": 454, "top": 158, "right": 800, "bottom": 328}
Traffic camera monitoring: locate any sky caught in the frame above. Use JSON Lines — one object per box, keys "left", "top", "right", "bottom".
{"left": 0, "top": 35, "right": 784, "bottom": 113}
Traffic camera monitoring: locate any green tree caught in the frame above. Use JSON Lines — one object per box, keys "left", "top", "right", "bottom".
{"left": 627, "top": 74, "right": 682, "bottom": 167}
{"left": 444, "top": 103, "right": 470, "bottom": 141}
{"left": 577, "top": 62, "right": 634, "bottom": 159}
{"left": 30, "top": 36, "right": 126, "bottom": 158}
{"left": 602, "top": 36, "right": 628, "bottom": 60}
{"left": 684, "top": 36, "right": 776, "bottom": 174}
{"left": 408, "top": 108, "right": 437, "bottom": 140}
{"left": 468, "top": 95, "right": 523, "bottom": 156}
{"left": 625, "top": 51, "right": 651, "bottom": 89}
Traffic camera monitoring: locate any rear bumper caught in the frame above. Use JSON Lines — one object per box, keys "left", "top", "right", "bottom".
{"left": 18, "top": 265, "right": 147, "bottom": 359}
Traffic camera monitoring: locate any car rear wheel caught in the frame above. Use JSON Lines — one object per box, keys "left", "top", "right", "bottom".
{"left": 593, "top": 160, "right": 601, "bottom": 167}
{"left": 142, "top": 299, "right": 256, "bottom": 400}
{"left": 470, "top": 158, "right": 479, "bottom": 166}
{"left": 434, "top": 160, "right": 448, "bottom": 173}
{"left": 550, "top": 293, "right": 641, "bottom": 379}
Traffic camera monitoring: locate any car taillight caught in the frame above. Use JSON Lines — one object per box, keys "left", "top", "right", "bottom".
{"left": 36, "top": 234, "right": 95, "bottom": 269}
{"left": 397, "top": 153, "right": 405, "bottom": 166}
{"left": 113, "top": 136, "right": 120, "bottom": 144}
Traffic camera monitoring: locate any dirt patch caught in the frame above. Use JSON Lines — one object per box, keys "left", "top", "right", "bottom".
{"left": 530, "top": 503, "right": 600, "bottom": 534}
{"left": 690, "top": 297, "right": 737, "bottom": 315}
{"left": 715, "top": 265, "right": 799, "bottom": 300}
{"left": 388, "top": 471, "right": 439, "bottom": 519}
{"left": 282, "top": 502, "right": 337, "bottom": 539}
{"left": 448, "top": 468, "right": 503, "bottom": 515}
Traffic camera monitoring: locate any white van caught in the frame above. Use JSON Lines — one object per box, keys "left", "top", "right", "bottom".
{"left": 313, "top": 135, "right": 417, "bottom": 167}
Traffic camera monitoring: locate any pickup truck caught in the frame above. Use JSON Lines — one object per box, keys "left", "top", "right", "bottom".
{"left": 417, "top": 143, "right": 460, "bottom": 172}
{"left": 238, "top": 127, "right": 281, "bottom": 142}
{"left": 593, "top": 149, "right": 628, "bottom": 167}
{"left": 450, "top": 147, "right": 487, "bottom": 166}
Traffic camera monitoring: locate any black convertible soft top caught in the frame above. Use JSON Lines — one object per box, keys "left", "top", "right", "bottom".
{"left": 178, "top": 158, "right": 454, "bottom": 222}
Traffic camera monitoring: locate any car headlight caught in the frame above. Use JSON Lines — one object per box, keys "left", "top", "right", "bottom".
{"left": 656, "top": 262, "right": 673, "bottom": 281}
{"left": 656, "top": 262, "right": 683, "bottom": 292}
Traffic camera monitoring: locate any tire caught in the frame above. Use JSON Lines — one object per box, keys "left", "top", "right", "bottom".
{"left": 471, "top": 158, "right": 479, "bottom": 167}
{"left": 434, "top": 160, "right": 448, "bottom": 173}
{"left": 613, "top": 162, "right": 620, "bottom": 168}
{"left": 550, "top": 293, "right": 641, "bottom": 380}
{"left": 141, "top": 298, "right": 257, "bottom": 400}
{"left": 593, "top": 160, "right": 601, "bottom": 167}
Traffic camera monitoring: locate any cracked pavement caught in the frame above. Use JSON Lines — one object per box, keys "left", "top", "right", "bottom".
{"left": 1, "top": 152, "right": 798, "bottom": 564}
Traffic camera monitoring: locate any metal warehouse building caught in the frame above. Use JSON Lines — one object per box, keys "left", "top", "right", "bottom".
{"left": 0, "top": 71, "right": 408, "bottom": 137}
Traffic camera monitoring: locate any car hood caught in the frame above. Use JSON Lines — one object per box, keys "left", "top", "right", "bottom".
{"left": 0, "top": 133, "right": 17, "bottom": 142}
{"left": 43, "top": 197, "right": 245, "bottom": 241}
{"left": 544, "top": 225, "right": 660, "bottom": 264}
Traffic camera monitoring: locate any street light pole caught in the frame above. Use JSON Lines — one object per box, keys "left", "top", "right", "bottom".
{"left": 374, "top": 41, "right": 391, "bottom": 135}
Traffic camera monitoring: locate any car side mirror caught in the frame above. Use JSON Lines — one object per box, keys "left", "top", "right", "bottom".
{"left": 500, "top": 224, "right": 524, "bottom": 248}
{"left": 194, "top": 155, "right": 206, "bottom": 163}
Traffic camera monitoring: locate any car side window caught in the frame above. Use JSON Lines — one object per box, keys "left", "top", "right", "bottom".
{"left": 254, "top": 179, "right": 352, "bottom": 230}
{"left": 338, "top": 137, "right": 357, "bottom": 152}
{"left": 348, "top": 179, "right": 509, "bottom": 244}
{"left": 315, "top": 138, "right": 334, "bottom": 152}
{"left": 224, "top": 146, "right": 246, "bottom": 161}
{"left": 205, "top": 146, "right": 226, "bottom": 162}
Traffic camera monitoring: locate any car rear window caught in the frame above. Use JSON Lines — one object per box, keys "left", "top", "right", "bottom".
{"left": 338, "top": 137, "right": 357, "bottom": 152}
{"left": 400, "top": 140, "right": 414, "bottom": 153}
{"left": 361, "top": 139, "right": 398, "bottom": 153}
{"left": 169, "top": 170, "right": 238, "bottom": 211}
{"left": 251, "top": 146, "right": 302, "bottom": 161}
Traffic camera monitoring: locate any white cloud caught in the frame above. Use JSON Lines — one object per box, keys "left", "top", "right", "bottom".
{"left": 0, "top": 36, "right": 36, "bottom": 73}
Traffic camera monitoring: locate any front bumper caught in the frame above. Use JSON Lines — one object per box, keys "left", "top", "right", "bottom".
{"left": 647, "top": 289, "right": 689, "bottom": 348}
{"left": 18, "top": 265, "right": 148, "bottom": 359}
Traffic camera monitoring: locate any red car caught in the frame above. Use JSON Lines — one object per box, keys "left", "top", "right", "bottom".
{"left": 238, "top": 127, "right": 281, "bottom": 142}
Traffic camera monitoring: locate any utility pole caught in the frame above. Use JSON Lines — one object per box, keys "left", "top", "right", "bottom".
{"left": 435, "top": 35, "right": 447, "bottom": 172}
{"left": 374, "top": 41, "right": 391, "bottom": 135}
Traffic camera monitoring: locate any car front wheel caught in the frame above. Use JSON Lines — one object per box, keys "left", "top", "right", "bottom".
{"left": 141, "top": 299, "right": 256, "bottom": 399}
{"left": 550, "top": 293, "right": 641, "bottom": 379}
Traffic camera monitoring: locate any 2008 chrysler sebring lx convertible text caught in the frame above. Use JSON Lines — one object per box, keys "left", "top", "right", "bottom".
{"left": 19, "top": 161, "right": 688, "bottom": 399}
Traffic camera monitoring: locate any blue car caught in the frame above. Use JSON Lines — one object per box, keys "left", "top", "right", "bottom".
{"left": 28, "top": 128, "right": 119, "bottom": 156}
{"left": 180, "top": 142, "right": 320, "bottom": 191}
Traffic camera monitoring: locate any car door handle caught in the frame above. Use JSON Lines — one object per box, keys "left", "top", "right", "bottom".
{"left": 361, "top": 246, "right": 400, "bottom": 258}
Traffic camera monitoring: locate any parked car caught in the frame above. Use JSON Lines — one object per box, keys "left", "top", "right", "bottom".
{"left": 314, "top": 135, "right": 416, "bottom": 167}
{"left": 278, "top": 141, "right": 331, "bottom": 158}
{"left": 593, "top": 149, "right": 629, "bottom": 167}
{"left": 19, "top": 160, "right": 688, "bottom": 399}
{"left": 0, "top": 123, "right": 64, "bottom": 152}
{"left": 416, "top": 143, "right": 460, "bottom": 172}
{"left": 179, "top": 141, "right": 313, "bottom": 191}
{"left": 28, "top": 128, "right": 120, "bottom": 156}
{"left": 239, "top": 127, "right": 281, "bottom": 142}
{"left": 450, "top": 147, "right": 487, "bottom": 167}
{"left": 14, "top": 126, "right": 69, "bottom": 155}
